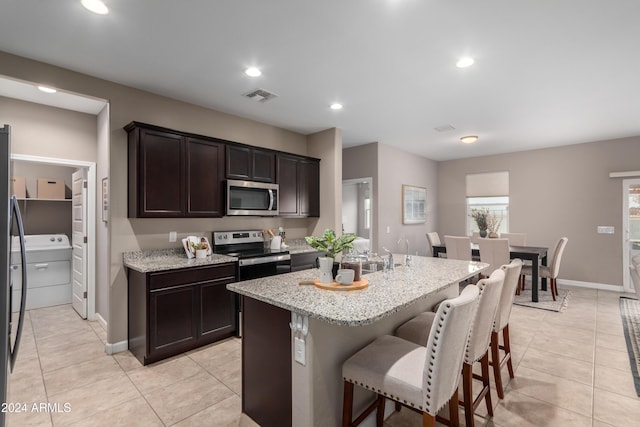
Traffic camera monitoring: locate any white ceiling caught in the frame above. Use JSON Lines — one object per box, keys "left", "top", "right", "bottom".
{"left": 1, "top": 0, "right": 639, "bottom": 161}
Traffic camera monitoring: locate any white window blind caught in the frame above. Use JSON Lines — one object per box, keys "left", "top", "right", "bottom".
{"left": 465, "top": 171, "right": 509, "bottom": 197}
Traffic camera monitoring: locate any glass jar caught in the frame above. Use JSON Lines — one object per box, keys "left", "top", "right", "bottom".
{"left": 340, "top": 250, "right": 362, "bottom": 282}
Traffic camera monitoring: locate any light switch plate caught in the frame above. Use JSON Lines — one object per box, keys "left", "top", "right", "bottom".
{"left": 169, "top": 231, "right": 177, "bottom": 242}
{"left": 294, "top": 337, "right": 306, "bottom": 365}
{"left": 597, "top": 226, "right": 614, "bottom": 234}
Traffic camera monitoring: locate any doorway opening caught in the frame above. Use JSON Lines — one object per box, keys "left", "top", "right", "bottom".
{"left": 342, "top": 178, "right": 373, "bottom": 253}
{"left": 11, "top": 153, "right": 97, "bottom": 320}
{"left": 623, "top": 178, "right": 640, "bottom": 293}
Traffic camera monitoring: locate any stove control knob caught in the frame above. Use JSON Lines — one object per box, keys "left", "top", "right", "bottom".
{"left": 57, "top": 237, "right": 62, "bottom": 242}
{"left": 50, "top": 237, "right": 55, "bottom": 242}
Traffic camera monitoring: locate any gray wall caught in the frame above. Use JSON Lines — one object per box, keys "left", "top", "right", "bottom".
{"left": 343, "top": 142, "right": 439, "bottom": 257}
{"left": 438, "top": 136, "right": 640, "bottom": 286}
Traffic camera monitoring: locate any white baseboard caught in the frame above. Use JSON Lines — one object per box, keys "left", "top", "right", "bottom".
{"left": 105, "top": 340, "right": 128, "bottom": 355}
{"left": 96, "top": 313, "right": 108, "bottom": 331}
{"left": 557, "top": 278, "right": 623, "bottom": 293}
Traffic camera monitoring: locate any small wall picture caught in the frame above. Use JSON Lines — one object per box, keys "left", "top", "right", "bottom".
{"left": 102, "top": 177, "right": 109, "bottom": 222}
{"left": 402, "top": 184, "right": 426, "bottom": 224}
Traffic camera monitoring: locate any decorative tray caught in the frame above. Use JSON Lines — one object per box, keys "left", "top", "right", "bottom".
{"left": 312, "top": 278, "right": 369, "bottom": 291}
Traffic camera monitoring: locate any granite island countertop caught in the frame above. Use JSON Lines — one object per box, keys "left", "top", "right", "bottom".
{"left": 123, "top": 248, "right": 238, "bottom": 273}
{"left": 227, "top": 255, "right": 489, "bottom": 326}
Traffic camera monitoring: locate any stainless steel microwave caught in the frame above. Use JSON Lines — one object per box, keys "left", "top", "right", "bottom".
{"left": 226, "top": 179, "right": 279, "bottom": 216}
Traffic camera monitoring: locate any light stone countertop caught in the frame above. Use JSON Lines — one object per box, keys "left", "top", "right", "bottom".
{"left": 227, "top": 255, "right": 489, "bottom": 326}
{"left": 123, "top": 248, "right": 237, "bottom": 273}
{"left": 282, "top": 239, "right": 319, "bottom": 255}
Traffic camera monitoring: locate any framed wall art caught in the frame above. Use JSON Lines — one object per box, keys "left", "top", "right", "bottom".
{"left": 402, "top": 184, "right": 426, "bottom": 224}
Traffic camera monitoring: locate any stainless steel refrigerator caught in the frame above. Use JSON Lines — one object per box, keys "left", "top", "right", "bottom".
{"left": 0, "top": 125, "right": 27, "bottom": 427}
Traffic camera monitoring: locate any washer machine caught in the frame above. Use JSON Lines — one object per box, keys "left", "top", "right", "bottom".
{"left": 11, "top": 234, "right": 72, "bottom": 311}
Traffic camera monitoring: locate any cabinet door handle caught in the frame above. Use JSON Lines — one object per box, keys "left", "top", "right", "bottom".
{"left": 35, "top": 263, "right": 49, "bottom": 269}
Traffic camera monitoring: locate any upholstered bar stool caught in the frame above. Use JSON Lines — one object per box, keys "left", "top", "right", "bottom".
{"left": 395, "top": 269, "right": 505, "bottom": 427}
{"left": 490, "top": 259, "right": 523, "bottom": 399}
{"left": 341, "top": 285, "right": 480, "bottom": 427}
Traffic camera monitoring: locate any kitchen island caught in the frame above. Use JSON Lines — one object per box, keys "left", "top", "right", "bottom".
{"left": 227, "top": 255, "right": 488, "bottom": 427}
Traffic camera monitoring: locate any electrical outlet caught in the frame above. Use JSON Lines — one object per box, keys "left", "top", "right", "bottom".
{"left": 386, "top": 226, "right": 390, "bottom": 234}
{"left": 294, "top": 336, "right": 306, "bottom": 365}
{"left": 169, "top": 231, "right": 177, "bottom": 242}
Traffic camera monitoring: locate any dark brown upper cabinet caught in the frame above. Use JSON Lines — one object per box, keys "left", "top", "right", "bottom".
{"left": 126, "top": 123, "right": 224, "bottom": 218}
{"left": 226, "top": 145, "right": 275, "bottom": 183}
{"left": 276, "top": 155, "right": 320, "bottom": 218}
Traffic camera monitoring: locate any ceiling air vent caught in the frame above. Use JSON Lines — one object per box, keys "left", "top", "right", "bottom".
{"left": 242, "top": 88, "right": 278, "bottom": 103}
{"left": 434, "top": 124, "right": 455, "bottom": 132}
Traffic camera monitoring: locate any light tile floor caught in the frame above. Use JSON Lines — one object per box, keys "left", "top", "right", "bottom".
{"left": 6, "top": 285, "right": 640, "bottom": 426}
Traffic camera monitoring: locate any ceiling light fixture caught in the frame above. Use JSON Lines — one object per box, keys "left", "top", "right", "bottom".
{"left": 37, "top": 85, "right": 57, "bottom": 94}
{"left": 460, "top": 135, "right": 478, "bottom": 144}
{"left": 81, "top": 0, "right": 109, "bottom": 15}
{"left": 330, "top": 103, "right": 343, "bottom": 110}
{"left": 245, "top": 67, "right": 262, "bottom": 77}
{"left": 456, "top": 57, "right": 475, "bottom": 68}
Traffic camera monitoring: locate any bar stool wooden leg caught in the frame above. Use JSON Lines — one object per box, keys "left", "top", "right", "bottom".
{"left": 490, "top": 331, "right": 505, "bottom": 399}
{"left": 342, "top": 380, "right": 354, "bottom": 427}
{"left": 504, "top": 326, "right": 514, "bottom": 379}
{"left": 375, "top": 395, "right": 385, "bottom": 427}
{"left": 480, "top": 353, "right": 493, "bottom": 417}
{"left": 462, "top": 363, "right": 474, "bottom": 427}
{"left": 422, "top": 412, "right": 436, "bottom": 427}
{"left": 449, "top": 388, "right": 460, "bottom": 427}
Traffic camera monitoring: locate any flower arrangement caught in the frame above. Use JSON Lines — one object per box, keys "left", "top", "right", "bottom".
{"left": 471, "top": 208, "right": 489, "bottom": 232}
{"left": 486, "top": 213, "right": 503, "bottom": 235}
{"left": 305, "top": 229, "right": 357, "bottom": 259}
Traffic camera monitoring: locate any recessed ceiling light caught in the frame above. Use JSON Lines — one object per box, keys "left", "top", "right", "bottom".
{"left": 460, "top": 135, "right": 478, "bottom": 144}
{"left": 37, "top": 85, "right": 57, "bottom": 94}
{"left": 330, "top": 103, "right": 343, "bottom": 110}
{"left": 456, "top": 57, "right": 475, "bottom": 68}
{"left": 81, "top": 0, "right": 109, "bottom": 15}
{"left": 245, "top": 67, "right": 262, "bottom": 77}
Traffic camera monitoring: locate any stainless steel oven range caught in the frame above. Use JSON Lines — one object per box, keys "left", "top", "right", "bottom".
{"left": 213, "top": 230, "right": 291, "bottom": 336}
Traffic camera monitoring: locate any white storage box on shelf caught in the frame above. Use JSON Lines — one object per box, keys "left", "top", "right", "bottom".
{"left": 11, "top": 234, "right": 72, "bottom": 311}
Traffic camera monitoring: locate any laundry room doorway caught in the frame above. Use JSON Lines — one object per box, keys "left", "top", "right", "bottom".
{"left": 11, "top": 153, "right": 97, "bottom": 321}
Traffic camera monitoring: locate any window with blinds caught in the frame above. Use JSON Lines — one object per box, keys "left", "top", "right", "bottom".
{"left": 466, "top": 172, "right": 509, "bottom": 236}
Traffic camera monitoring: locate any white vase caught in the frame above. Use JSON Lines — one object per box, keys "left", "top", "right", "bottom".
{"left": 195, "top": 249, "right": 208, "bottom": 259}
{"left": 318, "top": 257, "right": 334, "bottom": 284}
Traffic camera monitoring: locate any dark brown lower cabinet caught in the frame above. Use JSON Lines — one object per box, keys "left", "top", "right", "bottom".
{"left": 128, "top": 262, "right": 237, "bottom": 365}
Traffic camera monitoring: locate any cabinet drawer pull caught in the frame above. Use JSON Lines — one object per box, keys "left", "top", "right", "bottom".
{"left": 35, "top": 263, "right": 49, "bottom": 269}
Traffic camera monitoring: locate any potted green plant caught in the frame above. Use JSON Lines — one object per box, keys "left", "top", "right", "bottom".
{"left": 305, "top": 229, "right": 357, "bottom": 279}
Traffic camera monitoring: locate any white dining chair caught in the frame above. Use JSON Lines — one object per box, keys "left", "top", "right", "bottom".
{"left": 478, "top": 238, "right": 510, "bottom": 276}
{"left": 632, "top": 253, "right": 640, "bottom": 267}
{"left": 395, "top": 269, "right": 505, "bottom": 427}
{"left": 490, "top": 258, "right": 523, "bottom": 399}
{"left": 499, "top": 232, "right": 527, "bottom": 246}
{"left": 520, "top": 237, "right": 568, "bottom": 301}
{"left": 471, "top": 231, "right": 481, "bottom": 244}
{"left": 342, "top": 285, "right": 480, "bottom": 427}
{"left": 426, "top": 232, "right": 445, "bottom": 257}
{"left": 444, "top": 235, "right": 472, "bottom": 261}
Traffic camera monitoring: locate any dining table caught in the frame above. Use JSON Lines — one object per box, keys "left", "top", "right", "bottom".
{"left": 432, "top": 243, "right": 549, "bottom": 302}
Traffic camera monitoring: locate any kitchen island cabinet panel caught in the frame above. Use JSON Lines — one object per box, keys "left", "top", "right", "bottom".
{"left": 128, "top": 262, "right": 237, "bottom": 365}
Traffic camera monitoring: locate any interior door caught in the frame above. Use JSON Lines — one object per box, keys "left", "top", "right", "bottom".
{"left": 71, "top": 169, "right": 87, "bottom": 318}
{"left": 623, "top": 179, "right": 640, "bottom": 293}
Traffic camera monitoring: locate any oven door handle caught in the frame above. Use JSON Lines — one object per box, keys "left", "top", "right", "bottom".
{"left": 239, "top": 254, "right": 291, "bottom": 267}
